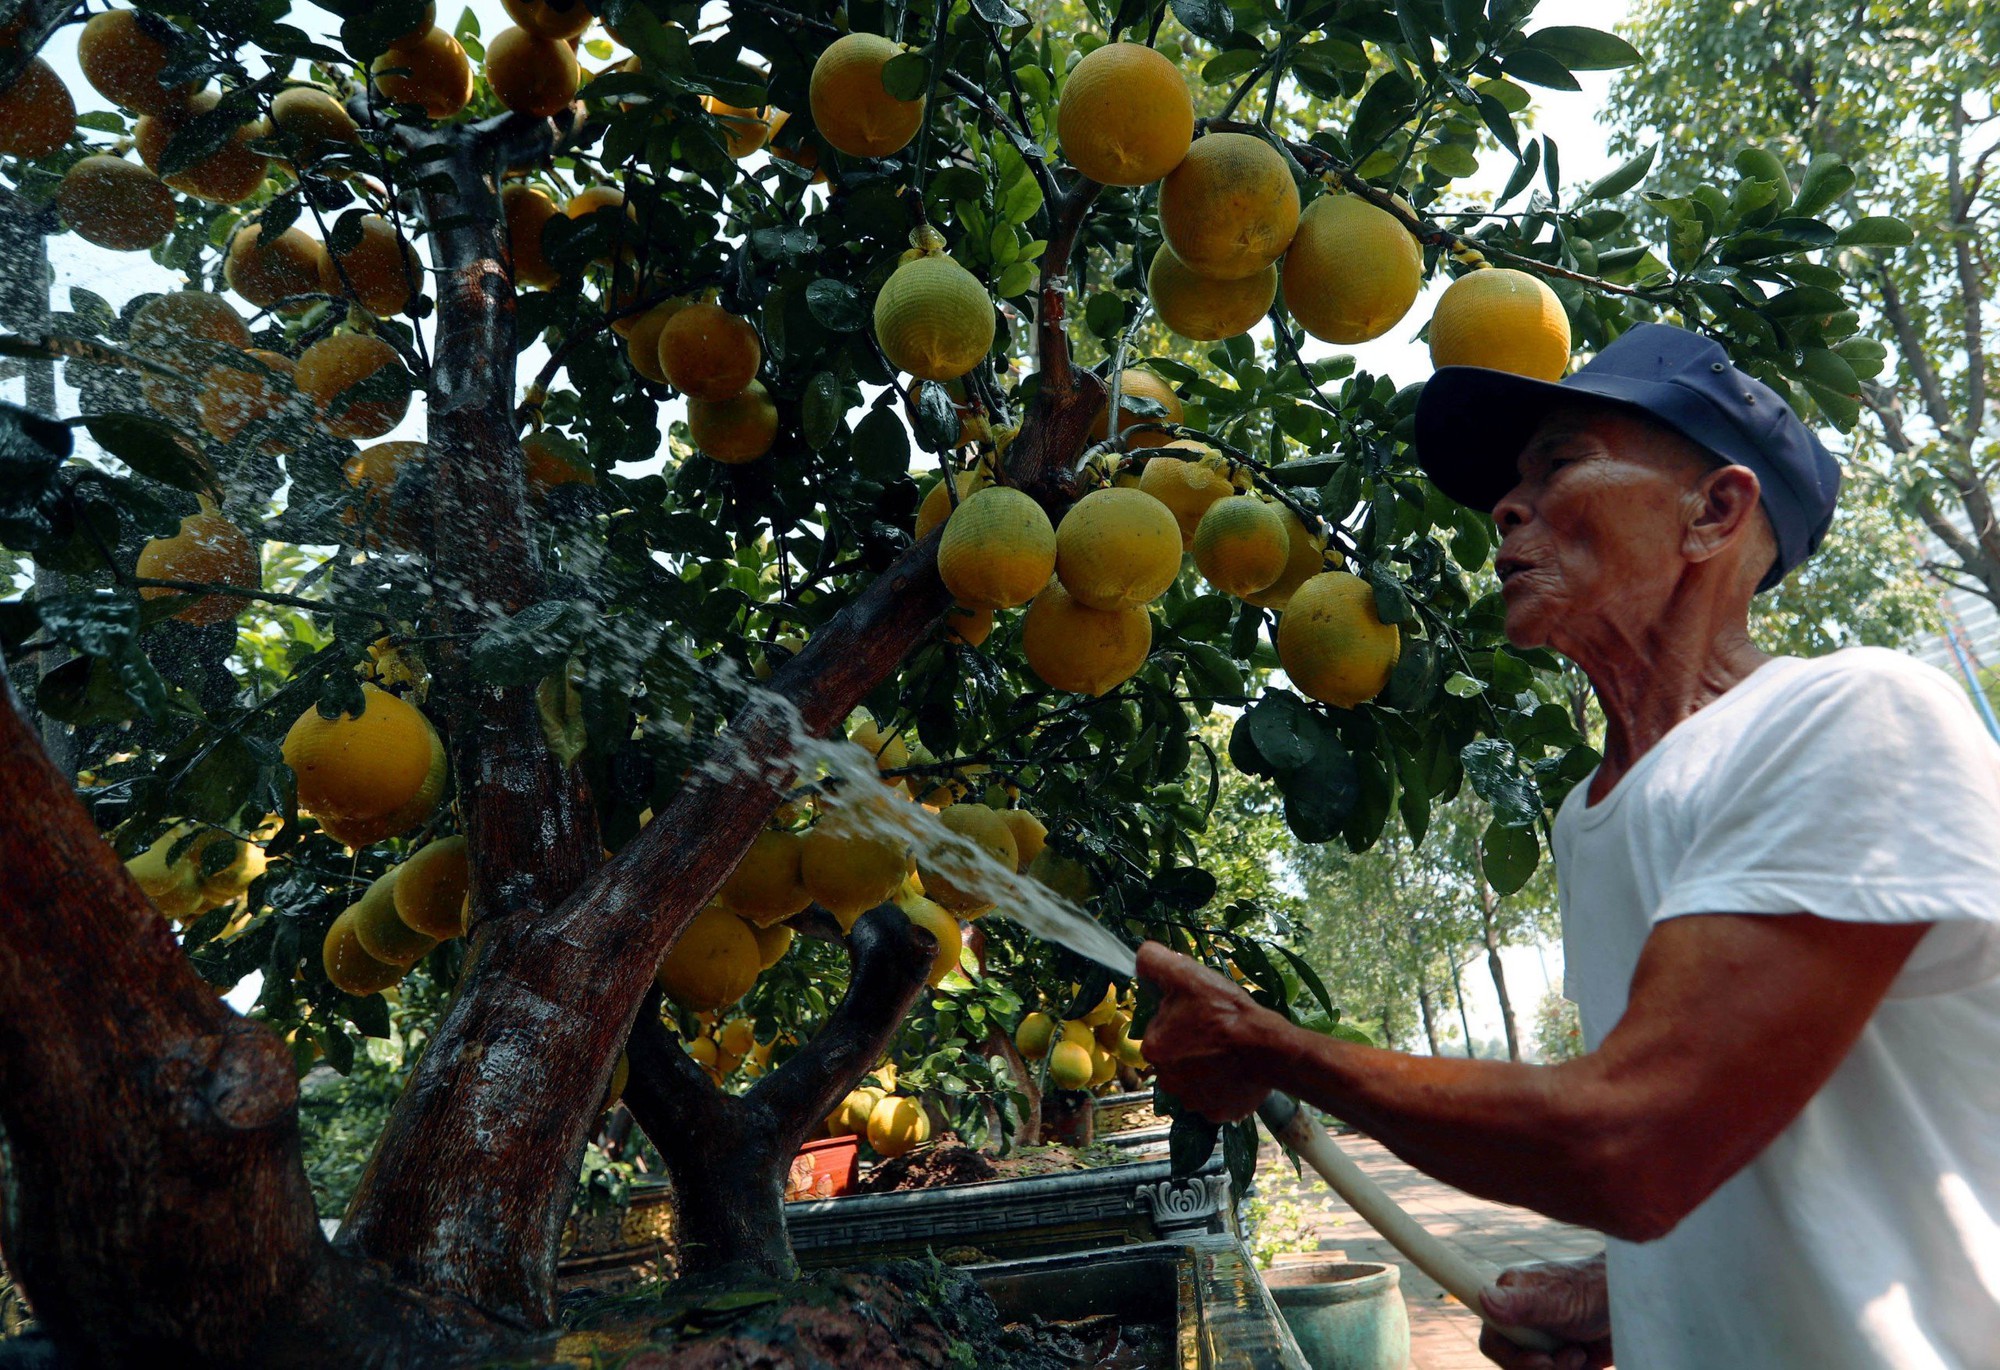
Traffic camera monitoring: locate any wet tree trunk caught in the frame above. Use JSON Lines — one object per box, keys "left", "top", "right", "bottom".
{"left": 622, "top": 909, "right": 934, "bottom": 1279}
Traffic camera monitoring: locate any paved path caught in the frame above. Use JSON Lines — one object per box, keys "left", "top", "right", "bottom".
{"left": 1252, "top": 1132, "right": 1604, "bottom": 1369}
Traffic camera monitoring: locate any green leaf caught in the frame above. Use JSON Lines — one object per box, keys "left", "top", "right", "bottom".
{"left": 805, "top": 278, "right": 867, "bottom": 332}
{"left": 468, "top": 600, "right": 580, "bottom": 688}
{"left": 1834, "top": 216, "right": 1914, "bottom": 248}
{"left": 1168, "top": 1107, "right": 1220, "bottom": 1174}
{"left": 967, "top": 0, "right": 1029, "bottom": 28}
{"left": 852, "top": 405, "right": 910, "bottom": 483}
{"left": 801, "top": 371, "right": 844, "bottom": 451}
{"left": 881, "top": 51, "right": 931, "bottom": 101}
{"left": 1521, "top": 25, "right": 1642, "bottom": 70}
{"left": 1790, "top": 158, "right": 1855, "bottom": 220}
{"left": 1480, "top": 817, "right": 1539, "bottom": 894}
{"left": 1200, "top": 48, "right": 1263, "bottom": 85}
{"left": 1282, "top": 742, "right": 1361, "bottom": 843}
{"left": 85, "top": 413, "right": 213, "bottom": 493}
{"left": 912, "top": 382, "right": 962, "bottom": 454}
{"left": 1461, "top": 737, "right": 1540, "bottom": 828}
{"left": 1500, "top": 49, "right": 1579, "bottom": 91}
{"left": 1170, "top": 0, "right": 1234, "bottom": 42}
{"left": 1581, "top": 144, "right": 1655, "bottom": 203}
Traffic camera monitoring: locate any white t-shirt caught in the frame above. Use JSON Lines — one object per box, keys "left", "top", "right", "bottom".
{"left": 1553, "top": 647, "right": 2000, "bottom": 1370}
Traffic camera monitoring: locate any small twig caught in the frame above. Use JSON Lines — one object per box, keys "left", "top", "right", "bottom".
{"left": 131, "top": 577, "right": 403, "bottom": 627}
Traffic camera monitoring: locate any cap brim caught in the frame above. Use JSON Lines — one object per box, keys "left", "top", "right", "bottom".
{"left": 1413, "top": 367, "right": 1581, "bottom": 512}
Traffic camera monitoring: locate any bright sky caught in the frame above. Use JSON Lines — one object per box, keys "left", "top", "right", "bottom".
{"left": 15, "top": 0, "right": 1637, "bottom": 1037}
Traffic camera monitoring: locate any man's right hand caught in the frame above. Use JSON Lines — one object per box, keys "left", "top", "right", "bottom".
{"left": 1477, "top": 1252, "right": 1613, "bottom": 1370}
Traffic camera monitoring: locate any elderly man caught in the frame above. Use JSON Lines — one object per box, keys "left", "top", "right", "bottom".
{"left": 1137, "top": 323, "right": 2000, "bottom": 1369}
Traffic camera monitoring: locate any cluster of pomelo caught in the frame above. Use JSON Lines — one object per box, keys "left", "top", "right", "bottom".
{"left": 320, "top": 835, "right": 470, "bottom": 995}
{"left": 824, "top": 1061, "right": 932, "bottom": 1158}
{"left": 682, "top": 1013, "right": 778, "bottom": 1087}
{"left": 1013, "top": 983, "right": 1147, "bottom": 1094}
{"left": 125, "top": 821, "right": 269, "bottom": 925}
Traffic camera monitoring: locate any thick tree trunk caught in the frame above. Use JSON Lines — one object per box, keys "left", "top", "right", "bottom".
{"left": 622, "top": 908, "right": 934, "bottom": 1279}
{"left": 982, "top": 1025, "right": 1040, "bottom": 1148}
{"left": 0, "top": 672, "right": 503, "bottom": 1366}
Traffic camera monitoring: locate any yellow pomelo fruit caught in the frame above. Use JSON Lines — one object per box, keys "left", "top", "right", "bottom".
{"left": 1241, "top": 504, "right": 1327, "bottom": 610}
{"left": 1056, "top": 41, "right": 1193, "bottom": 187}
{"left": 136, "top": 508, "right": 261, "bottom": 626}
{"left": 283, "top": 684, "right": 446, "bottom": 846}
{"left": 1060, "top": 1018, "right": 1096, "bottom": 1050}
{"left": 1193, "top": 495, "right": 1290, "bottom": 598}
{"left": 343, "top": 440, "right": 427, "bottom": 548}
{"left": 351, "top": 869, "right": 437, "bottom": 967}
{"left": 718, "top": 1018, "right": 757, "bottom": 1058}
{"left": 1148, "top": 245, "right": 1276, "bottom": 342}
{"left": 801, "top": 821, "right": 910, "bottom": 921}
{"left": 130, "top": 290, "right": 251, "bottom": 353}
{"left": 486, "top": 25, "right": 579, "bottom": 118}
{"left": 874, "top": 253, "right": 995, "bottom": 383}
{"left": 1015, "top": 1011, "right": 1056, "bottom": 1060}
{"left": 1277, "top": 571, "right": 1401, "bottom": 708}
{"left": 502, "top": 183, "right": 563, "bottom": 289}
{"left": 295, "top": 333, "right": 412, "bottom": 440}
{"left": 809, "top": 33, "right": 925, "bottom": 159}
{"left": 57, "top": 155, "right": 175, "bottom": 251}
{"left": 1158, "top": 132, "right": 1300, "bottom": 281}
{"left": 199, "top": 350, "right": 296, "bottom": 445}
{"left": 1428, "top": 267, "right": 1571, "bottom": 381}
{"left": 1095, "top": 1014, "right": 1127, "bottom": 1051}
{"left": 602, "top": 1052, "right": 630, "bottom": 1110}
{"left": 320, "top": 215, "right": 421, "bottom": 318}
{"left": 393, "top": 835, "right": 470, "bottom": 939}
{"left": 701, "top": 95, "right": 770, "bottom": 157}
{"left": 0, "top": 58, "right": 76, "bottom": 159}
{"left": 503, "top": 0, "right": 592, "bottom": 41}
{"left": 126, "top": 828, "right": 204, "bottom": 921}
{"left": 945, "top": 606, "right": 993, "bottom": 646}
{"left": 1054, "top": 487, "right": 1183, "bottom": 611}
{"left": 77, "top": 10, "right": 194, "bottom": 115}
{"left": 830, "top": 1087, "right": 882, "bottom": 1136}
{"left": 937, "top": 486, "right": 1056, "bottom": 612}
{"left": 1089, "top": 1047, "right": 1118, "bottom": 1086}
{"left": 562, "top": 185, "right": 635, "bottom": 265}
{"left": 918, "top": 803, "right": 1017, "bottom": 914}
{"left": 372, "top": 26, "right": 474, "bottom": 120}
{"left": 323, "top": 907, "right": 405, "bottom": 995}
{"left": 848, "top": 709, "right": 909, "bottom": 780}
{"left": 1028, "top": 848, "right": 1095, "bottom": 903}
{"left": 899, "top": 894, "right": 963, "bottom": 985}
{"left": 915, "top": 466, "right": 991, "bottom": 541}
{"left": 1022, "top": 580, "right": 1151, "bottom": 696}
{"left": 1282, "top": 191, "right": 1422, "bottom": 344}
{"left": 687, "top": 1035, "right": 720, "bottom": 1073}
{"left": 717, "top": 828, "right": 812, "bottom": 924}
{"left": 1089, "top": 369, "right": 1183, "bottom": 448}
{"left": 998, "top": 809, "right": 1046, "bottom": 872}
{"left": 622, "top": 301, "right": 680, "bottom": 383}
{"left": 185, "top": 828, "right": 267, "bottom": 906}
{"left": 751, "top": 921, "right": 794, "bottom": 969}
{"left": 224, "top": 222, "right": 327, "bottom": 313}
{"left": 1139, "top": 447, "right": 1234, "bottom": 548}
{"left": 271, "top": 86, "right": 360, "bottom": 165}
{"left": 136, "top": 91, "right": 269, "bottom": 204}
{"left": 688, "top": 379, "right": 778, "bottom": 463}
{"left": 1080, "top": 984, "right": 1118, "bottom": 1026}
{"left": 1048, "top": 1040, "right": 1093, "bottom": 1091}
{"left": 656, "top": 301, "right": 761, "bottom": 401}
{"left": 867, "top": 1094, "right": 931, "bottom": 1157}
{"left": 655, "top": 903, "right": 762, "bottom": 1011}
{"left": 1116, "top": 1024, "right": 1147, "bottom": 1069}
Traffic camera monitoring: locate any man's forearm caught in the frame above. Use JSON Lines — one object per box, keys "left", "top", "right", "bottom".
{"left": 1266, "top": 1018, "right": 1641, "bottom": 1234}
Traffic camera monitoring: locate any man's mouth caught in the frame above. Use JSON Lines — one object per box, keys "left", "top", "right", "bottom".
{"left": 1495, "top": 556, "right": 1532, "bottom": 585}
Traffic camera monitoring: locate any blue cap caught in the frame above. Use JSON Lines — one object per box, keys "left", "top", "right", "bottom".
{"left": 1413, "top": 322, "right": 1842, "bottom": 591}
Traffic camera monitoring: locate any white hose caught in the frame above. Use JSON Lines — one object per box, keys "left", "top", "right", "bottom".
{"left": 1258, "top": 1095, "right": 1560, "bottom": 1354}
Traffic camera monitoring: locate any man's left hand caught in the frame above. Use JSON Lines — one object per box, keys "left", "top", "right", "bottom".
{"left": 1135, "top": 941, "right": 1287, "bottom": 1123}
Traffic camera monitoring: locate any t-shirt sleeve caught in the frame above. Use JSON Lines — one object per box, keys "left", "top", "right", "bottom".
{"left": 1655, "top": 651, "right": 2000, "bottom": 997}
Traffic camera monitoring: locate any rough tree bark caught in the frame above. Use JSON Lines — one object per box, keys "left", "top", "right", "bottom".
{"left": 622, "top": 908, "right": 935, "bottom": 1280}
{"left": 0, "top": 672, "right": 504, "bottom": 1367}
{"left": 1473, "top": 858, "right": 1522, "bottom": 1063}
{"left": 1449, "top": 955, "right": 1477, "bottom": 1059}
{"left": 1416, "top": 966, "right": 1443, "bottom": 1058}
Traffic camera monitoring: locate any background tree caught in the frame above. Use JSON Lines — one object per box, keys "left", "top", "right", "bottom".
{"left": 1611, "top": 0, "right": 1997, "bottom": 617}
{"left": 0, "top": 0, "right": 1905, "bottom": 1361}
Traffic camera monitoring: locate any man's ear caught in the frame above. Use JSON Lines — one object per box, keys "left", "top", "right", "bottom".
{"left": 1682, "top": 464, "right": 1763, "bottom": 567}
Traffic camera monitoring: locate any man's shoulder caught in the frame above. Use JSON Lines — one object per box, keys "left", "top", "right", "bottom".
{"left": 1752, "top": 647, "right": 1970, "bottom": 719}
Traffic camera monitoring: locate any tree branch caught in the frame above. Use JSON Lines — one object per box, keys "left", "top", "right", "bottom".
{"left": 0, "top": 0, "right": 78, "bottom": 92}
{"left": 1873, "top": 266, "right": 1961, "bottom": 439}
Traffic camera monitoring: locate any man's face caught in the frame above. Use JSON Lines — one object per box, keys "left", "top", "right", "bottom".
{"left": 1490, "top": 406, "right": 1710, "bottom": 651}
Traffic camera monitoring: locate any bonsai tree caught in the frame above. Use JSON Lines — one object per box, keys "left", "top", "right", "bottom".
{"left": 0, "top": 0, "right": 1903, "bottom": 1359}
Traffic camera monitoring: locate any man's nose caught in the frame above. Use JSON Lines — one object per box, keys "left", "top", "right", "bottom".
{"left": 1492, "top": 480, "right": 1531, "bottom": 534}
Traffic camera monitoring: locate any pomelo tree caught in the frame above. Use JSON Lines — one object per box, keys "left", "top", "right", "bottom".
{"left": 0, "top": 0, "right": 1905, "bottom": 1359}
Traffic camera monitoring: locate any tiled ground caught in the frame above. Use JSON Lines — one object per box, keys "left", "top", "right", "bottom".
{"left": 1254, "top": 1131, "right": 1605, "bottom": 1370}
